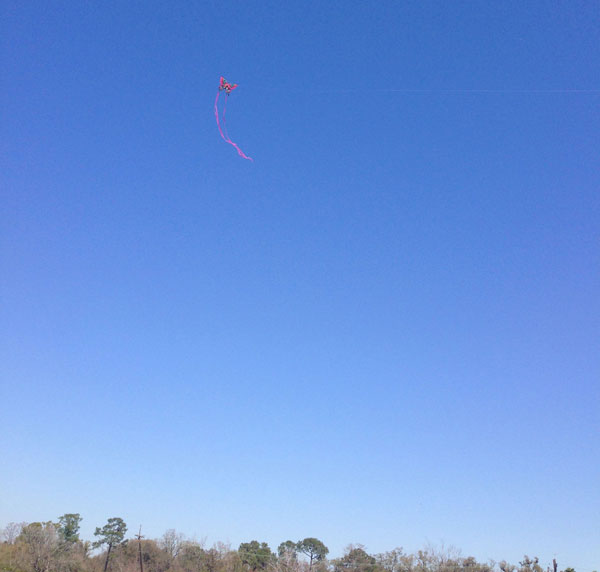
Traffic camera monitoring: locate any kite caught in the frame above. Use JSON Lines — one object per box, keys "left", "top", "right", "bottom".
{"left": 214, "top": 76, "right": 253, "bottom": 161}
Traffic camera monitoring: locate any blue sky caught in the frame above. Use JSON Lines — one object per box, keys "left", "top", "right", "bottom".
{"left": 1, "top": 0, "right": 599, "bottom": 569}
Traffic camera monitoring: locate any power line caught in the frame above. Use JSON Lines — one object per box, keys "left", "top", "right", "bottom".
{"left": 306, "top": 88, "right": 600, "bottom": 94}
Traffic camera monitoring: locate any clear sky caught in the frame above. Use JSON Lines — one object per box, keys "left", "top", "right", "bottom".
{"left": 1, "top": 1, "right": 599, "bottom": 570}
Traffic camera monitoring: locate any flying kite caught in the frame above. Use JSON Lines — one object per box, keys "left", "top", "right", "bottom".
{"left": 214, "top": 76, "right": 252, "bottom": 161}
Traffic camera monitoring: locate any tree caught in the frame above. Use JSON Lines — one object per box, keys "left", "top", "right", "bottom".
{"left": 334, "top": 546, "right": 379, "bottom": 572}
{"left": 160, "top": 529, "right": 185, "bottom": 562}
{"left": 58, "top": 514, "right": 82, "bottom": 545}
{"left": 117, "top": 537, "right": 167, "bottom": 572}
{"left": 278, "top": 541, "right": 298, "bottom": 559}
{"left": 500, "top": 562, "right": 517, "bottom": 572}
{"left": 1, "top": 522, "right": 25, "bottom": 544}
{"left": 18, "top": 521, "right": 60, "bottom": 572}
{"left": 462, "top": 556, "right": 494, "bottom": 572}
{"left": 296, "top": 539, "right": 328, "bottom": 572}
{"left": 179, "top": 541, "right": 209, "bottom": 572}
{"left": 375, "top": 548, "right": 415, "bottom": 572}
{"left": 93, "top": 517, "right": 127, "bottom": 572}
{"left": 519, "top": 557, "right": 544, "bottom": 572}
{"left": 277, "top": 541, "right": 303, "bottom": 572}
{"left": 239, "top": 541, "right": 274, "bottom": 572}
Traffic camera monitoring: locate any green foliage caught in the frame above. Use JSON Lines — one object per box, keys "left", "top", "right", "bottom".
{"left": 334, "top": 546, "right": 379, "bottom": 572}
{"left": 278, "top": 542, "right": 297, "bottom": 559}
{"left": 178, "top": 542, "right": 208, "bottom": 572}
{"left": 57, "top": 515, "right": 82, "bottom": 545}
{"left": 93, "top": 518, "right": 127, "bottom": 572}
{"left": 238, "top": 541, "right": 274, "bottom": 572}
{"left": 296, "top": 539, "right": 328, "bottom": 567}
{"left": 92, "top": 518, "right": 127, "bottom": 550}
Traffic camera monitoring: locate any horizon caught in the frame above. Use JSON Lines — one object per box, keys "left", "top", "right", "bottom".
{"left": 1, "top": 517, "right": 592, "bottom": 570}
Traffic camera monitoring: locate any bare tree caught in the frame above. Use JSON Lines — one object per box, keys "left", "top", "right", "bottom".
{"left": 1, "top": 522, "right": 25, "bottom": 544}
{"left": 18, "top": 522, "right": 60, "bottom": 572}
{"left": 375, "top": 548, "right": 415, "bottom": 572}
{"left": 276, "top": 543, "right": 306, "bottom": 572}
{"left": 160, "top": 529, "right": 185, "bottom": 562}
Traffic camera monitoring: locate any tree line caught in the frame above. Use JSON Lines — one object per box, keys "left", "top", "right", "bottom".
{"left": 0, "top": 516, "right": 583, "bottom": 572}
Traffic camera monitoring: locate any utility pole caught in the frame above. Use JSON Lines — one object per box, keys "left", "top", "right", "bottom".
{"left": 135, "top": 526, "right": 144, "bottom": 572}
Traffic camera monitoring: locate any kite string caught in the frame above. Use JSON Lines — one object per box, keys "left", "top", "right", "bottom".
{"left": 214, "top": 91, "right": 253, "bottom": 162}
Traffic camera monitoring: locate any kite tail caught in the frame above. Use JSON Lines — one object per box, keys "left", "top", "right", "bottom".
{"left": 214, "top": 92, "right": 228, "bottom": 142}
{"left": 214, "top": 91, "right": 253, "bottom": 162}
{"left": 222, "top": 95, "right": 231, "bottom": 141}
